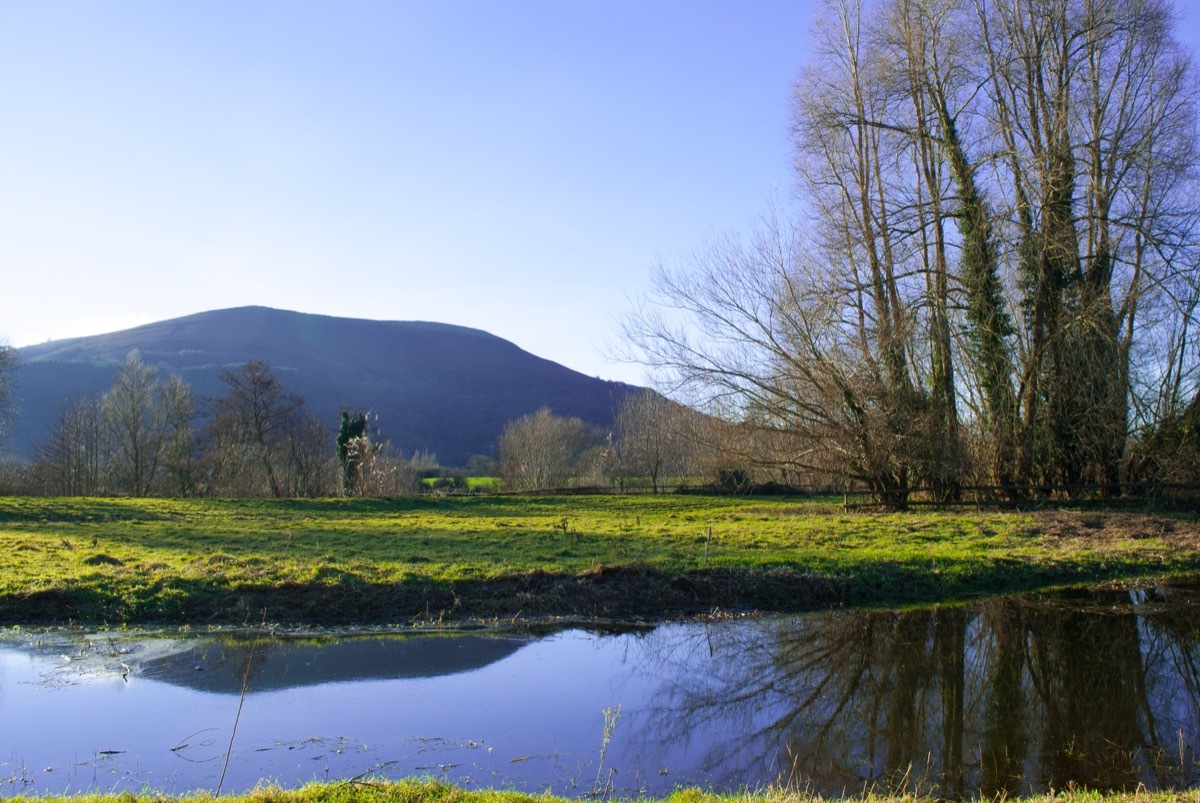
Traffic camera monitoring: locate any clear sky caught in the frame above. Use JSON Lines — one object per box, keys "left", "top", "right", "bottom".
{"left": 2, "top": 1, "right": 1198, "bottom": 386}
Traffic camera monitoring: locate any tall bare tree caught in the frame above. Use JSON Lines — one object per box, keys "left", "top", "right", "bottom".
{"left": 975, "top": 0, "right": 1199, "bottom": 486}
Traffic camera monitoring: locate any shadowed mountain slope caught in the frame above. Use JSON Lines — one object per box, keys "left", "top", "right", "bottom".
{"left": 11, "top": 306, "right": 640, "bottom": 465}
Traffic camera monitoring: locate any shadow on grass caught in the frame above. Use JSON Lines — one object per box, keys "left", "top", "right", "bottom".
{"left": 5, "top": 556, "right": 1193, "bottom": 627}
{"left": 0, "top": 497, "right": 178, "bottom": 523}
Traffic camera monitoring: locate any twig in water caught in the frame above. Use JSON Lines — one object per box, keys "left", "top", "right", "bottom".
{"left": 602, "top": 766, "right": 617, "bottom": 800}
{"left": 592, "top": 704, "right": 622, "bottom": 796}
{"left": 216, "top": 609, "right": 267, "bottom": 796}
{"left": 170, "top": 728, "right": 220, "bottom": 763}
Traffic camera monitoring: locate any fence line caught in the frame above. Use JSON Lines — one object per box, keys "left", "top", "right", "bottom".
{"left": 838, "top": 482, "right": 1200, "bottom": 510}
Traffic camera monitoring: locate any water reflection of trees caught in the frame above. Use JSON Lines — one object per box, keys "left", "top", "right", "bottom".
{"left": 630, "top": 583, "right": 1200, "bottom": 798}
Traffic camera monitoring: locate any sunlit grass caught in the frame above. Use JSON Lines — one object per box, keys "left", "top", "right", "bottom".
{"left": 1, "top": 495, "right": 1197, "bottom": 626}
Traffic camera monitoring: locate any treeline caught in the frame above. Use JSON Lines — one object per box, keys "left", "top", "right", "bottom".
{"left": 2, "top": 352, "right": 765, "bottom": 498}
{"left": 495, "top": 393, "right": 821, "bottom": 494}
{"left": 624, "top": 0, "right": 1200, "bottom": 506}
{"left": 3, "top": 353, "right": 428, "bottom": 498}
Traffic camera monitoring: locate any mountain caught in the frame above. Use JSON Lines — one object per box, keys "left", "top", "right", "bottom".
{"left": 8, "top": 306, "right": 641, "bottom": 465}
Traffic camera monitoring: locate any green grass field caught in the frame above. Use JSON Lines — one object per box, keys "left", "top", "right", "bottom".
{"left": 1, "top": 494, "right": 1198, "bottom": 627}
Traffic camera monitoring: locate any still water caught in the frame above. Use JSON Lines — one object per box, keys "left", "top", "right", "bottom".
{"left": 2, "top": 579, "right": 1199, "bottom": 799}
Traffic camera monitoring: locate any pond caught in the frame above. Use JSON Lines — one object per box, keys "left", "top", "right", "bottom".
{"left": 2, "top": 578, "right": 1199, "bottom": 799}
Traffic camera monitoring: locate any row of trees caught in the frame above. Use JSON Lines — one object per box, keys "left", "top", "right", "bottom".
{"left": 19, "top": 353, "right": 423, "bottom": 498}
{"left": 625, "top": 0, "right": 1200, "bottom": 504}
{"left": 1, "top": 347, "right": 747, "bottom": 497}
{"left": 495, "top": 394, "right": 811, "bottom": 493}
{"left": 15, "top": 355, "right": 717, "bottom": 498}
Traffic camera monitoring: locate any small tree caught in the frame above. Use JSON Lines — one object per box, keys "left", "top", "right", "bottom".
{"left": 466, "top": 454, "right": 496, "bottom": 477}
{"left": 355, "top": 442, "right": 421, "bottom": 496}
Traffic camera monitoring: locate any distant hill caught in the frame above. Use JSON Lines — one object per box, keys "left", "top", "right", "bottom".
{"left": 8, "top": 306, "right": 642, "bottom": 465}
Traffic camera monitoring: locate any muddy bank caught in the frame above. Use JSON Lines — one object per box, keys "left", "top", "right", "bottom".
{"left": 3, "top": 559, "right": 1177, "bottom": 629}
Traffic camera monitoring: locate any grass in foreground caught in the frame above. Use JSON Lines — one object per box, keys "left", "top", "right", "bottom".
{"left": 1, "top": 494, "right": 1198, "bottom": 626}
{"left": 6, "top": 779, "right": 1199, "bottom": 803}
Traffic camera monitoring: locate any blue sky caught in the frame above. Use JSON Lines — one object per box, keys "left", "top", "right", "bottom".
{"left": 1, "top": 1, "right": 1198, "bottom": 386}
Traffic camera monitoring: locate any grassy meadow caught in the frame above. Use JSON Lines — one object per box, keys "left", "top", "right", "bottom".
{"left": 1, "top": 493, "right": 1198, "bottom": 627}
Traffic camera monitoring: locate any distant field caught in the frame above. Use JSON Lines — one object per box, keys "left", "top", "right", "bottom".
{"left": 420, "top": 476, "right": 501, "bottom": 491}
{"left": 1, "top": 494, "right": 1198, "bottom": 627}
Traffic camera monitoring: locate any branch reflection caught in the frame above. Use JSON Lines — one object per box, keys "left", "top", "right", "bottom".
{"left": 626, "top": 580, "right": 1200, "bottom": 799}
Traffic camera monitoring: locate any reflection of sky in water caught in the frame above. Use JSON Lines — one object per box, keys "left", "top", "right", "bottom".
{"left": 0, "top": 630, "right": 669, "bottom": 797}
{"left": 2, "top": 580, "right": 1200, "bottom": 799}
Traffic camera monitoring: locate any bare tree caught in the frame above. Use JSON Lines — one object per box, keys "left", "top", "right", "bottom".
{"left": 497, "top": 407, "right": 600, "bottom": 491}
{"left": 158, "top": 373, "right": 198, "bottom": 496}
{"left": 276, "top": 407, "right": 335, "bottom": 497}
{"left": 103, "top": 353, "right": 192, "bottom": 496}
{"left": 202, "top": 360, "right": 332, "bottom": 497}
{"left": 624, "top": 214, "right": 935, "bottom": 506}
{"left": 37, "top": 394, "right": 107, "bottom": 496}
{"left": 615, "top": 391, "right": 695, "bottom": 493}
